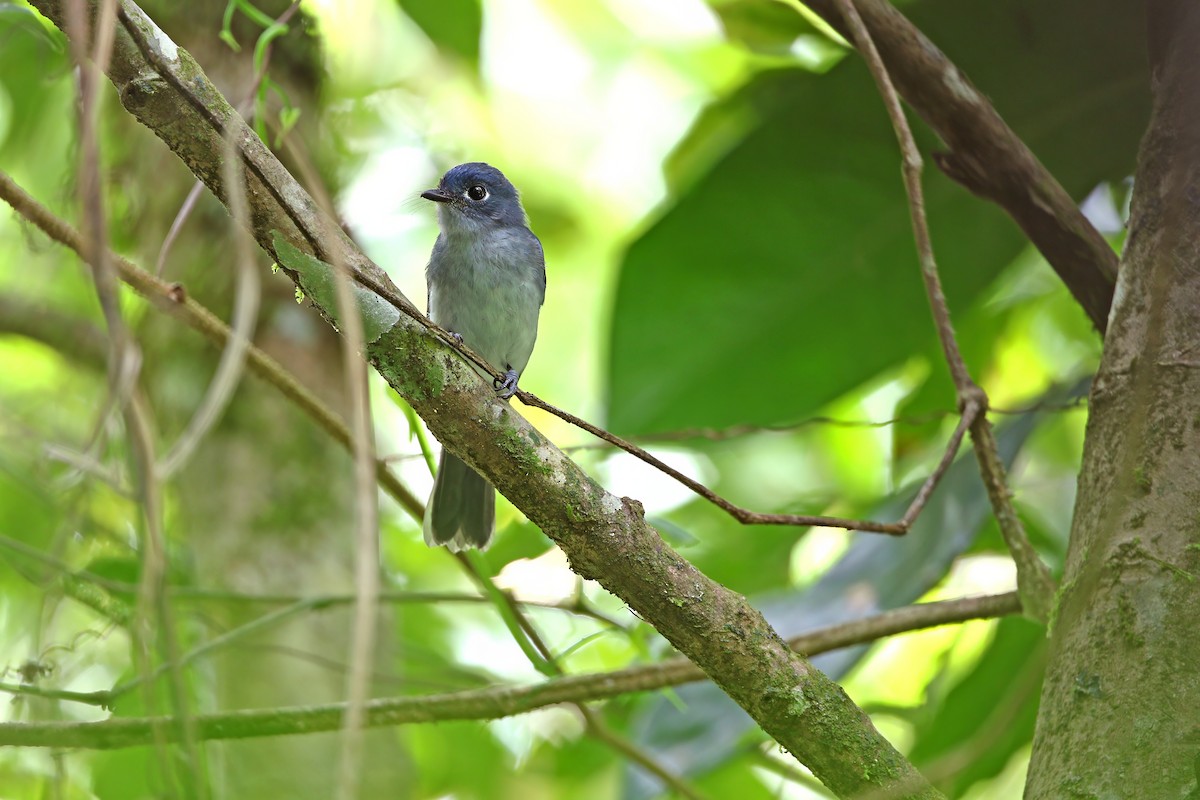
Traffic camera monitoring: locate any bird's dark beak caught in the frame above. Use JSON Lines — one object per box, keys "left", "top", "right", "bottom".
{"left": 421, "top": 188, "right": 453, "bottom": 203}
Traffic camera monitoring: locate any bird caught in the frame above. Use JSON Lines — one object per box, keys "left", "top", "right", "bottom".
{"left": 420, "top": 162, "right": 546, "bottom": 551}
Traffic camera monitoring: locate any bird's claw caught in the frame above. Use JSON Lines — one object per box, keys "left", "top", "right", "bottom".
{"left": 494, "top": 368, "right": 519, "bottom": 400}
{"left": 449, "top": 331, "right": 464, "bottom": 345}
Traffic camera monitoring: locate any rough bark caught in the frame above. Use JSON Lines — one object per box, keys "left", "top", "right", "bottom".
{"left": 1025, "top": 4, "right": 1200, "bottom": 796}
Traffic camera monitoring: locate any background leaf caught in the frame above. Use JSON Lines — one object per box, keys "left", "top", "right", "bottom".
{"left": 606, "top": 0, "right": 1147, "bottom": 435}
{"left": 396, "top": 0, "right": 483, "bottom": 68}
{"left": 908, "top": 616, "right": 1046, "bottom": 797}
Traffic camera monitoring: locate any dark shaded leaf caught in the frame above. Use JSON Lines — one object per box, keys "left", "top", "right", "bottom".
{"left": 908, "top": 616, "right": 1046, "bottom": 797}
{"left": 397, "top": 0, "right": 482, "bottom": 68}
{"left": 607, "top": 0, "right": 1147, "bottom": 435}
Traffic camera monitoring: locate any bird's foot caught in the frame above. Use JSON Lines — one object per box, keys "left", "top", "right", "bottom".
{"left": 494, "top": 368, "right": 520, "bottom": 400}
{"left": 448, "top": 331, "right": 464, "bottom": 345}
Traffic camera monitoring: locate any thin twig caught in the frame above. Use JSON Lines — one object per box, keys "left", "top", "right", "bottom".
{"left": 0, "top": 592, "right": 1021, "bottom": 748}
{"left": 124, "top": 391, "right": 204, "bottom": 799}
{"left": 155, "top": 181, "right": 205, "bottom": 277}
{"left": 280, "top": 136, "right": 381, "bottom": 800}
{"left": 64, "top": 0, "right": 142, "bottom": 468}
{"left": 833, "top": 0, "right": 1056, "bottom": 620}
{"left": 41, "top": 444, "right": 131, "bottom": 495}
{"left": 831, "top": 1, "right": 969, "bottom": 393}
{"left": 552, "top": 396, "right": 1088, "bottom": 451}
{"left": 969, "top": 416, "right": 1055, "bottom": 620}
{"left": 897, "top": 401, "right": 976, "bottom": 529}
{"left": 514, "top": 391, "right": 907, "bottom": 535}
{"left": 152, "top": 1, "right": 300, "bottom": 278}
{"left": 155, "top": 122, "right": 261, "bottom": 480}
{"left": 0, "top": 170, "right": 424, "bottom": 521}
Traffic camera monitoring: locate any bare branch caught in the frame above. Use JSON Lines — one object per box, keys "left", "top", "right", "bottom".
{"left": 279, "top": 136, "right": 381, "bottom": 800}
{"left": 0, "top": 593, "right": 1020, "bottom": 749}
{"left": 834, "top": 0, "right": 1057, "bottom": 622}
{"left": 155, "top": 131, "right": 261, "bottom": 480}
{"left": 0, "top": 170, "right": 424, "bottom": 521}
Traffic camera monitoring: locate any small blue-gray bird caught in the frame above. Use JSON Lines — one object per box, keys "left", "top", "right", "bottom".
{"left": 421, "top": 163, "right": 546, "bottom": 551}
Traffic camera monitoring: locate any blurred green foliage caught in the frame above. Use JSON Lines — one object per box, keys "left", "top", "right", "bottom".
{"left": 608, "top": 0, "right": 1145, "bottom": 435}
{"left": 0, "top": 0, "right": 1144, "bottom": 798}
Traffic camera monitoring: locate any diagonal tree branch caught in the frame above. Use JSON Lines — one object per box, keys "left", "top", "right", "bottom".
{"left": 803, "top": 0, "right": 1118, "bottom": 333}
{"left": 833, "top": 0, "right": 1056, "bottom": 623}
{"left": 0, "top": 592, "right": 1019, "bottom": 749}
{"left": 23, "top": 2, "right": 939, "bottom": 796}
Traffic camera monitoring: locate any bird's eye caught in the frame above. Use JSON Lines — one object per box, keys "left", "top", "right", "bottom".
{"left": 466, "top": 185, "right": 488, "bottom": 202}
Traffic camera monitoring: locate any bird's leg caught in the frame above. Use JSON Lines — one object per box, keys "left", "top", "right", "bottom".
{"left": 494, "top": 366, "right": 520, "bottom": 399}
{"left": 448, "top": 331, "right": 464, "bottom": 345}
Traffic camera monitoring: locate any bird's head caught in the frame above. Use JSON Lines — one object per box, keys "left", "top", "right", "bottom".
{"left": 422, "top": 162, "right": 526, "bottom": 233}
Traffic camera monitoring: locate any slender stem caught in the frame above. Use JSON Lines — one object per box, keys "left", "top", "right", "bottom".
{"left": 0, "top": 170, "right": 425, "bottom": 521}
{"left": 0, "top": 592, "right": 1020, "bottom": 749}
{"left": 833, "top": 0, "right": 1056, "bottom": 620}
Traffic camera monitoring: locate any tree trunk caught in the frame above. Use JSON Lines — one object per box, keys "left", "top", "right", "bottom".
{"left": 1025, "top": 4, "right": 1200, "bottom": 796}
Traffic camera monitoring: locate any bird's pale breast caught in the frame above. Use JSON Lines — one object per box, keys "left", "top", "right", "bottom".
{"left": 428, "top": 228, "right": 543, "bottom": 376}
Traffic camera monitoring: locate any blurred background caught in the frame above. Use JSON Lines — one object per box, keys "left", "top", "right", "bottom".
{"left": 0, "top": 0, "right": 1146, "bottom": 797}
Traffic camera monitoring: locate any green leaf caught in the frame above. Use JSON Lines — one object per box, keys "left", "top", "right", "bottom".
{"left": 606, "top": 0, "right": 1147, "bottom": 436}
{"left": 0, "top": 7, "right": 70, "bottom": 160}
{"left": 908, "top": 616, "right": 1046, "bottom": 797}
{"left": 277, "top": 104, "right": 302, "bottom": 143}
{"left": 397, "top": 0, "right": 482, "bottom": 68}
{"left": 707, "top": 0, "right": 825, "bottom": 56}
{"left": 647, "top": 515, "right": 699, "bottom": 547}
{"left": 477, "top": 519, "right": 554, "bottom": 573}
{"left": 410, "top": 721, "right": 508, "bottom": 797}
{"left": 272, "top": 232, "right": 401, "bottom": 342}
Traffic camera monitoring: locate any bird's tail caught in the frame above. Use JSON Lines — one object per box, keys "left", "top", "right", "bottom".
{"left": 423, "top": 450, "right": 495, "bottom": 551}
